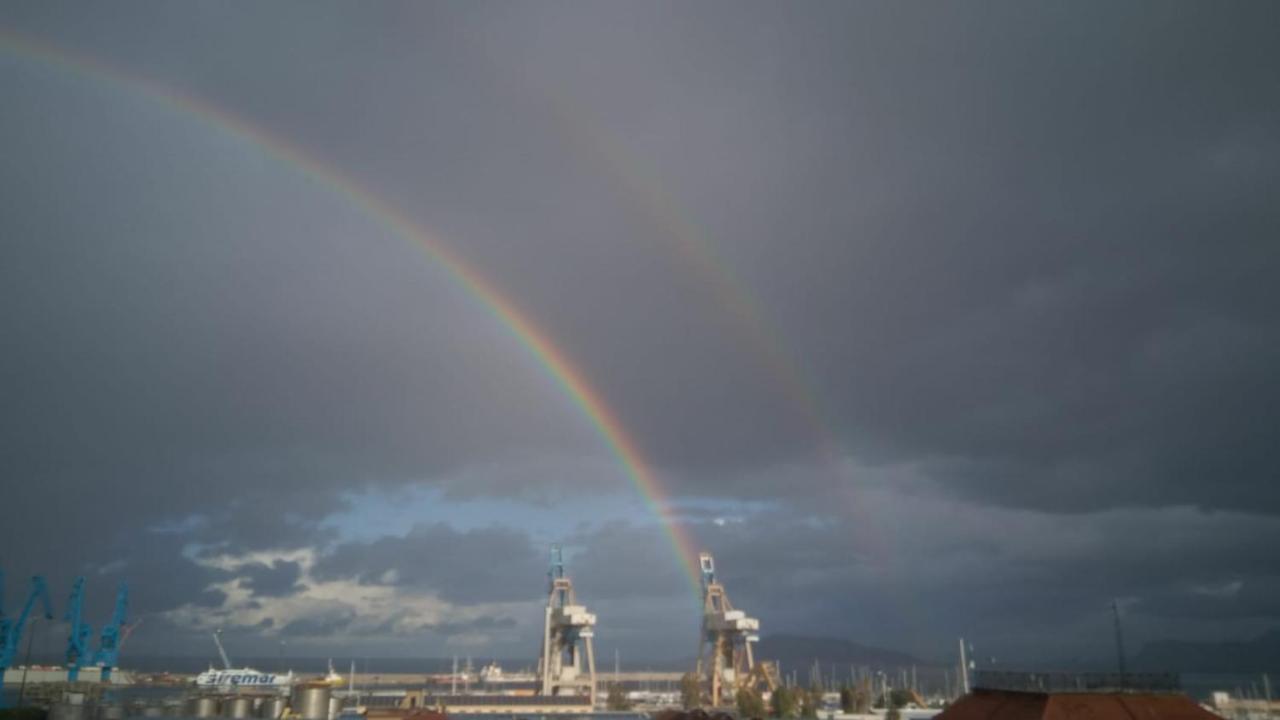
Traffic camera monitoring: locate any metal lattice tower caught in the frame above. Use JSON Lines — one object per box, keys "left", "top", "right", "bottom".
{"left": 94, "top": 582, "right": 129, "bottom": 682}
{"left": 697, "top": 552, "right": 773, "bottom": 707}
{"left": 64, "top": 577, "right": 93, "bottom": 683}
{"left": 537, "top": 545, "right": 598, "bottom": 705}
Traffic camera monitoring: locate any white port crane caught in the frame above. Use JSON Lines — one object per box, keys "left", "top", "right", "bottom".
{"left": 696, "top": 552, "right": 776, "bottom": 706}
{"left": 537, "top": 545, "right": 598, "bottom": 705}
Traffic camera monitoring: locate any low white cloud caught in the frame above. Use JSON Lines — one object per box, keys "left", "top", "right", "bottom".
{"left": 1192, "top": 580, "right": 1244, "bottom": 598}
{"left": 162, "top": 547, "right": 528, "bottom": 648}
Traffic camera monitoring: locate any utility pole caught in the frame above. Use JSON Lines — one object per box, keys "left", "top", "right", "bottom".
{"left": 958, "top": 638, "right": 969, "bottom": 695}
{"left": 17, "top": 617, "right": 39, "bottom": 706}
{"left": 1111, "top": 600, "right": 1127, "bottom": 681}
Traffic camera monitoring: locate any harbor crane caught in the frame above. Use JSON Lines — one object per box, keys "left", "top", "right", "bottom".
{"left": 0, "top": 571, "right": 54, "bottom": 708}
{"left": 537, "top": 545, "right": 598, "bottom": 705}
{"left": 64, "top": 577, "right": 94, "bottom": 682}
{"left": 93, "top": 582, "right": 129, "bottom": 682}
{"left": 696, "top": 552, "right": 777, "bottom": 707}
{"left": 63, "top": 578, "right": 132, "bottom": 683}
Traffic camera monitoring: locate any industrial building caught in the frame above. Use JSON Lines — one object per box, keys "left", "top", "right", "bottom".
{"left": 383, "top": 693, "right": 593, "bottom": 715}
{"left": 936, "top": 671, "right": 1223, "bottom": 720}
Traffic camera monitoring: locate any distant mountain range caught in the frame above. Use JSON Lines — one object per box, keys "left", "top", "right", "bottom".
{"left": 1134, "top": 629, "right": 1280, "bottom": 673}
{"left": 756, "top": 634, "right": 930, "bottom": 671}
{"left": 758, "top": 629, "right": 1280, "bottom": 676}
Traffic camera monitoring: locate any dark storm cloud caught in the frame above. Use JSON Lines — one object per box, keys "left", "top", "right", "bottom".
{"left": 562, "top": 523, "right": 689, "bottom": 602}
{"left": 523, "top": 0, "right": 1280, "bottom": 515}
{"left": 281, "top": 608, "right": 357, "bottom": 639}
{"left": 193, "top": 589, "right": 230, "bottom": 609}
{"left": 2, "top": 0, "right": 1279, "bottom": 660}
{"left": 312, "top": 523, "right": 544, "bottom": 603}
{"left": 425, "top": 615, "right": 518, "bottom": 637}
{"left": 81, "top": 536, "right": 232, "bottom": 617}
{"left": 650, "top": 490, "right": 1280, "bottom": 662}
{"left": 1139, "top": 578, "right": 1280, "bottom": 622}
{"left": 0, "top": 3, "right": 587, "bottom": 623}
{"left": 240, "top": 561, "right": 303, "bottom": 599}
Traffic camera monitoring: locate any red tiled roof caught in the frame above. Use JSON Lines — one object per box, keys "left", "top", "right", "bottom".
{"left": 935, "top": 690, "right": 1223, "bottom": 720}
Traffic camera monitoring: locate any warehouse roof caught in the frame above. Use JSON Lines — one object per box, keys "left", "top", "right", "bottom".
{"left": 935, "top": 689, "right": 1223, "bottom": 720}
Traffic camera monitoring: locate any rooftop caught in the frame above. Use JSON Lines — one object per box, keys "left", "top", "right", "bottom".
{"left": 973, "top": 671, "right": 1182, "bottom": 694}
{"left": 938, "top": 672, "right": 1221, "bottom": 720}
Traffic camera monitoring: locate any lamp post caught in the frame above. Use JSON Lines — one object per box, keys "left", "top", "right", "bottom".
{"left": 875, "top": 671, "right": 887, "bottom": 714}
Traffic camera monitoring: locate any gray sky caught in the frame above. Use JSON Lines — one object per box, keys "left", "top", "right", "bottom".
{"left": 1, "top": 0, "right": 1278, "bottom": 667}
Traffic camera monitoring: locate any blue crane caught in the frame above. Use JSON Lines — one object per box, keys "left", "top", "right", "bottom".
{"left": 93, "top": 582, "right": 129, "bottom": 682}
{"left": 64, "top": 577, "right": 94, "bottom": 682}
{"left": 0, "top": 570, "right": 54, "bottom": 708}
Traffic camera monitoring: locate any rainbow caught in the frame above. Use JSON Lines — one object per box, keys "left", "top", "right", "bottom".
{"left": 543, "top": 90, "right": 933, "bottom": 636}
{"left": 542, "top": 93, "right": 825, "bottom": 440}
{"left": 544, "top": 88, "right": 949, "bottom": 645}
{"left": 0, "top": 28, "right": 706, "bottom": 596}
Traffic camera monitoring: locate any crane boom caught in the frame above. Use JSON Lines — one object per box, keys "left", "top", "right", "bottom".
{"left": 64, "top": 577, "right": 94, "bottom": 682}
{"left": 0, "top": 573, "right": 54, "bottom": 708}
{"left": 94, "top": 582, "right": 129, "bottom": 682}
{"left": 212, "top": 630, "right": 233, "bottom": 670}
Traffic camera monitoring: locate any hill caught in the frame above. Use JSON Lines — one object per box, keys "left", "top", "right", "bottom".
{"left": 1134, "top": 629, "right": 1280, "bottom": 673}
{"left": 756, "top": 634, "right": 929, "bottom": 671}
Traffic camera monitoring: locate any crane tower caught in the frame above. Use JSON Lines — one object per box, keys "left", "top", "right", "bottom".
{"left": 1, "top": 572, "right": 54, "bottom": 708}
{"left": 64, "top": 577, "right": 94, "bottom": 682}
{"left": 537, "top": 545, "right": 597, "bottom": 705}
{"left": 94, "top": 582, "right": 129, "bottom": 682}
{"left": 697, "top": 552, "right": 774, "bottom": 706}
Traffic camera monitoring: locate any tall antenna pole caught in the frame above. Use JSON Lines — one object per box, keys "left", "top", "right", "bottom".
{"left": 1111, "top": 600, "right": 1127, "bottom": 680}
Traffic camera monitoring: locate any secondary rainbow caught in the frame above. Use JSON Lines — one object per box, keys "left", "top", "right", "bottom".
{"left": 547, "top": 91, "right": 891, "bottom": 544}
{"left": 540, "top": 90, "right": 828, "bottom": 434}
{"left": 0, "top": 28, "right": 706, "bottom": 596}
